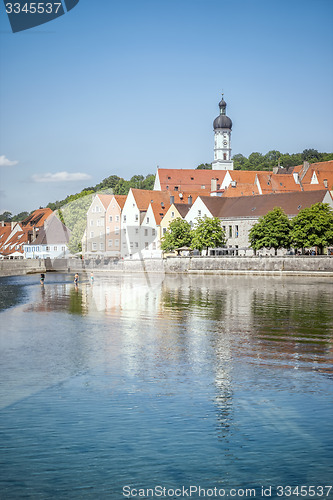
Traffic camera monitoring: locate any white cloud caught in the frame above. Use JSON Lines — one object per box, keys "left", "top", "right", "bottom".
{"left": 32, "top": 171, "right": 92, "bottom": 183}
{"left": 0, "top": 155, "right": 18, "bottom": 167}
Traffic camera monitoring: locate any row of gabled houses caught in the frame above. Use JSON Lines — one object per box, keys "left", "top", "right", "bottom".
{"left": 82, "top": 161, "right": 333, "bottom": 259}
{"left": 0, "top": 208, "right": 71, "bottom": 259}
{"left": 2, "top": 160, "right": 332, "bottom": 260}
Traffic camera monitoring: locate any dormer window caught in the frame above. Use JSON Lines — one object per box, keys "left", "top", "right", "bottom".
{"left": 174, "top": 186, "right": 179, "bottom": 191}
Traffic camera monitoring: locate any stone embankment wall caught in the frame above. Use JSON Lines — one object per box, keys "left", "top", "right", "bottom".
{"left": 0, "top": 259, "right": 46, "bottom": 277}
{"left": 1, "top": 256, "right": 332, "bottom": 277}
{"left": 55, "top": 256, "right": 333, "bottom": 276}
{"left": 164, "top": 256, "right": 333, "bottom": 275}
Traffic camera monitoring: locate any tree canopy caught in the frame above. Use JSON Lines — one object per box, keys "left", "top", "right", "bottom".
{"left": 291, "top": 203, "right": 333, "bottom": 254}
{"left": 249, "top": 207, "right": 292, "bottom": 255}
{"left": 160, "top": 218, "right": 192, "bottom": 251}
{"left": 232, "top": 149, "right": 333, "bottom": 171}
{"left": 191, "top": 216, "right": 226, "bottom": 252}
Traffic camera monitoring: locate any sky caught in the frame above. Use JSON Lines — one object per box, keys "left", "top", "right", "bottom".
{"left": 0, "top": 0, "right": 333, "bottom": 214}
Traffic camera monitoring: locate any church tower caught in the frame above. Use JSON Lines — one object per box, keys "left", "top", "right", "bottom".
{"left": 212, "top": 94, "right": 234, "bottom": 170}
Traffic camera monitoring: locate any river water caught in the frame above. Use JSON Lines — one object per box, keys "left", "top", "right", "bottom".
{"left": 0, "top": 272, "right": 332, "bottom": 499}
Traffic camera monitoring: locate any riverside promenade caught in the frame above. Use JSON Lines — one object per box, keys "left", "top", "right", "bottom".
{"left": 1, "top": 256, "right": 333, "bottom": 277}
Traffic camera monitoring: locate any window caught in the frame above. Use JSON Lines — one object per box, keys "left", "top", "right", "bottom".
{"left": 144, "top": 229, "right": 148, "bottom": 236}
{"left": 198, "top": 210, "right": 201, "bottom": 217}
{"left": 100, "top": 232, "right": 103, "bottom": 238}
{"left": 146, "top": 217, "right": 149, "bottom": 223}
{"left": 135, "top": 214, "right": 138, "bottom": 222}
{"left": 95, "top": 206, "right": 99, "bottom": 212}
{"left": 223, "top": 154, "right": 227, "bottom": 160}
{"left": 108, "top": 239, "right": 113, "bottom": 247}
{"left": 97, "top": 219, "right": 101, "bottom": 226}
{"left": 46, "top": 246, "right": 50, "bottom": 251}
{"left": 100, "top": 243, "right": 104, "bottom": 250}
{"left": 135, "top": 242, "right": 138, "bottom": 248}
{"left": 222, "top": 226, "right": 226, "bottom": 233}
{"left": 145, "top": 242, "right": 149, "bottom": 249}
{"left": 115, "top": 215, "right": 119, "bottom": 222}
{"left": 201, "top": 185, "right": 205, "bottom": 189}
{"left": 123, "top": 228, "right": 126, "bottom": 234}
{"left": 152, "top": 229, "right": 156, "bottom": 236}
{"left": 109, "top": 215, "right": 113, "bottom": 222}
{"left": 115, "top": 239, "right": 119, "bottom": 246}
{"left": 229, "top": 226, "right": 232, "bottom": 238}
{"left": 115, "top": 226, "right": 119, "bottom": 235}
{"left": 100, "top": 218, "right": 104, "bottom": 227}
{"left": 166, "top": 185, "right": 169, "bottom": 190}
{"left": 54, "top": 246, "right": 57, "bottom": 251}
{"left": 152, "top": 242, "right": 156, "bottom": 250}
{"left": 90, "top": 220, "right": 94, "bottom": 226}
{"left": 235, "top": 225, "right": 239, "bottom": 238}
{"left": 123, "top": 215, "right": 127, "bottom": 222}
{"left": 171, "top": 211, "right": 175, "bottom": 218}
{"left": 163, "top": 228, "right": 167, "bottom": 235}
{"left": 92, "top": 242, "right": 97, "bottom": 250}
{"left": 106, "top": 227, "right": 110, "bottom": 235}
{"left": 62, "top": 246, "right": 65, "bottom": 251}
{"left": 174, "top": 186, "right": 179, "bottom": 191}
{"left": 135, "top": 228, "right": 139, "bottom": 234}
{"left": 90, "top": 231, "right": 94, "bottom": 238}
{"left": 130, "top": 242, "right": 134, "bottom": 248}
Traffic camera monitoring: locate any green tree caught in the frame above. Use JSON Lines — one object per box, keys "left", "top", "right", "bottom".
{"left": 191, "top": 216, "right": 226, "bottom": 252}
{"left": 196, "top": 163, "right": 212, "bottom": 170}
{"left": 94, "top": 174, "right": 121, "bottom": 192}
{"left": 232, "top": 153, "right": 249, "bottom": 170}
{"left": 248, "top": 152, "right": 265, "bottom": 170}
{"left": 161, "top": 218, "right": 192, "bottom": 251}
{"left": 291, "top": 203, "right": 333, "bottom": 255}
{"left": 249, "top": 207, "right": 292, "bottom": 255}
{"left": 11, "top": 211, "right": 29, "bottom": 222}
{"left": 0, "top": 211, "right": 13, "bottom": 222}
{"left": 302, "top": 149, "right": 321, "bottom": 162}
{"left": 142, "top": 174, "right": 155, "bottom": 190}
{"left": 114, "top": 178, "right": 131, "bottom": 195}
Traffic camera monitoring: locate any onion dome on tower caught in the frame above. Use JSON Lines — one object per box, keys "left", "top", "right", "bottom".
{"left": 213, "top": 95, "right": 232, "bottom": 130}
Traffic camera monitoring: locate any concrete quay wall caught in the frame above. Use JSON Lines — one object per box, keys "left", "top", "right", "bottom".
{"left": 0, "top": 259, "right": 46, "bottom": 277}
{"left": 1, "top": 256, "right": 333, "bottom": 277}
{"left": 164, "top": 256, "right": 333, "bottom": 276}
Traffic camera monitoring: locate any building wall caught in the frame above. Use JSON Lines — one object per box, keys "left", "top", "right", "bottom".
{"left": 121, "top": 190, "right": 142, "bottom": 259}
{"left": 24, "top": 244, "right": 69, "bottom": 259}
{"left": 105, "top": 196, "right": 122, "bottom": 258}
{"left": 160, "top": 205, "right": 183, "bottom": 236}
{"left": 185, "top": 198, "right": 213, "bottom": 227}
{"left": 86, "top": 195, "right": 107, "bottom": 255}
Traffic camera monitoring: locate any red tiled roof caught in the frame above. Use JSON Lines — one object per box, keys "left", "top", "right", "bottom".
{"left": 0, "top": 225, "right": 31, "bottom": 256}
{"left": 20, "top": 208, "right": 53, "bottom": 228}
{"left": 96, "top": 194, "right": 113, "bottom": 210}
{"left": 222, "top": 183, "right": 260, "bottom": 197}
{"left": 198, "top": 190, "right": 331, "bottom": 219}
{"left": 113, "top": 195, "right": 127, "bottom": 210}
{"left": 156, "top": 169, "right": 227, "bottom": 192}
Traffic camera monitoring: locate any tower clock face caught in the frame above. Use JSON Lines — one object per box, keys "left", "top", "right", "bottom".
{"left": 223, "top": 140, "right": 228, "bottom": 146}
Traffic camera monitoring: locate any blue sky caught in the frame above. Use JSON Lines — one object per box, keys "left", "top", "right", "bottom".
{"left": 1, "top": 0, "right": 333, "bottom": 214}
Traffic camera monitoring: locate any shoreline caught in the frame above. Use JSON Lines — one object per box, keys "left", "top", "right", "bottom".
{"left": 1, "top": 256, "right": 333, "bottom": 278}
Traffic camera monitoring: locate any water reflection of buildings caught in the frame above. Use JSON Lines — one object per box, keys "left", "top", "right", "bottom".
{"left": 250, "top": 281, "right": 333, "bottom": 375}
